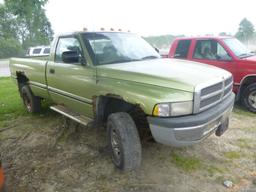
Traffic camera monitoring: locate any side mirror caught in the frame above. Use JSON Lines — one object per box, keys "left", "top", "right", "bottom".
{"left": 62, "top": 51, "right": 79, "bottom": 63}
{"left": 154, "top": 47, "right": 159, "bottom": 53}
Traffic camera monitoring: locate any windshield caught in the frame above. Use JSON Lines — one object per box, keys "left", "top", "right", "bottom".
{"left": 82, "top": 32, "right": 160, "bottom": 65}
{"left": 223, "top": 38, "right": 254, "bottom": 58}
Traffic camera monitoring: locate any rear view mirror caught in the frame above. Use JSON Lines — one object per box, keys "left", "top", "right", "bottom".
{"left": 62, "top": 51, "right": 79, "bottom": 63}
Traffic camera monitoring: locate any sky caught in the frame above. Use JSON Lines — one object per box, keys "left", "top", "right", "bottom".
{"left": 1, "top": 0, "right": 256, "bottom": 37}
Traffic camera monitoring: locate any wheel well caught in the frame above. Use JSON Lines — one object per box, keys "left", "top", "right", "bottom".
{"left": 16, "top": 72, "right": 29, "bottom": 96}
{"left": 94, "top": 96, "right": 149, "bottom": 129}
{"left": 17, "top": 72, "right": 29, "bottom": 84}
{"left": 238, "top": 76, "right": 256, "bottom": 99}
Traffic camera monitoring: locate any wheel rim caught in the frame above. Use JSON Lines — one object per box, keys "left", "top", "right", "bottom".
{"left": 248, "top": 90, "right": 256, "bottom": 109}
{"left": 23, "top": 93, "right": 32, "bottom": 112}
{"left": 110, "top": 125, "right": 121, "bottom": 165}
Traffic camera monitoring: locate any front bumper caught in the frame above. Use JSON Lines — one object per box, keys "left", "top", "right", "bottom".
{"left": 147, "top": 93, "right": 235, "bottom": 147}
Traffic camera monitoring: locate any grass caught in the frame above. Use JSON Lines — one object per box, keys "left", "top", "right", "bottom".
{"left": 207, "top": 165, "right": 224, "bottom": 177}
{"left": 0, "top": 77, "right": 28, "bottom": 125}
{"left": 233, "top": 104, "right": 255, "bottom": 117}
{"left": 171, "top": 153, "right": 201, "bottom": 172}
{"left": 224, "top": 151, "right": 241, "bottom": 159}
{"left": 236, "top": 138, "right": 252, "bottom": 148}
{"left": 0, "top": 77, "right": 52, "bottom": 127}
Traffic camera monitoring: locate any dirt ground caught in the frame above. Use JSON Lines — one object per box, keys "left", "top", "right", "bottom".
{"left": 0, "top": 106, "right": 256, "bottom": 192}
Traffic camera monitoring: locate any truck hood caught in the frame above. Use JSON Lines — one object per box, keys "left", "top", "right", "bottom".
{"left": 97, "top": 58, "right": 231, "bottom": 92}
{"left": 242, "top": 55, "right": 256, "bottom": 62}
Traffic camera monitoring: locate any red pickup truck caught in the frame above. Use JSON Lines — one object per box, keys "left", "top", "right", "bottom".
{"left": 168, "top": 36, "right": 256, "bottom": 112}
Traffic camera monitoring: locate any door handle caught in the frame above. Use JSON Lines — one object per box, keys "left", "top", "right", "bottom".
{"left": 49, "top": 68, "right": 55, "bottom": 74}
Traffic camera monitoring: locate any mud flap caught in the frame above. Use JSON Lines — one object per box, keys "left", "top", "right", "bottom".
{"left": 215, "top": 117, "right": 229, "bottom": 137}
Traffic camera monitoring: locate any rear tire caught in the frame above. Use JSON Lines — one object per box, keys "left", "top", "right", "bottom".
{"left": 21, "top": 85, "right": 41, "bottom": 113}
{"left": 107, "top": 112, "right": 142, "bottom": 170}
{"left": 241, "top": 83, "right": 256, "bottom": 113}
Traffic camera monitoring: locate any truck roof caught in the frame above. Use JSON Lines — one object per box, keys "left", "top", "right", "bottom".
{"left": 57, "top": 31, "right": 132, "bottom": 37}
{"left": 174, "top": 36, "right": 234, "bottom": 41}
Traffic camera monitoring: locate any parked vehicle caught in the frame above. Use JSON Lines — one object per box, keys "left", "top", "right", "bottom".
{"left": 0, "top": 160, "right": 5, "bottom": 192}
{"left": 169, "top": 36, "right": 256, "bottom": 112}
{"left": 26, "top": 46, "right": 50, "bottom": 57}
{"left": 10, "top": 31, "right": 235, "bottom": 170}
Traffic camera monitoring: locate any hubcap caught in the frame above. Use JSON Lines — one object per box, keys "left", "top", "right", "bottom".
{"left": 110, "top": 126, "right": 121, "bottom": 165}
{"left": 248, "top": 90, "right": 256, "bottom": 109}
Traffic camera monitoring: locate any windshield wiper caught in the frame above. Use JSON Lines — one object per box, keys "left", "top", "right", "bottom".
{"left": 101, "top": 58, "right": 141, "bottom": 65}
{"left": 238, "top": 53, "right": 254, "bottom": 58}
{"left": 141, "top": 55, "right": 159, "bottom": 60}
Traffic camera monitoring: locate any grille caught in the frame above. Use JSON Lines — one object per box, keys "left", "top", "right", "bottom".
{"left": 195, "top": 76, "right": 233, "bottom": 113}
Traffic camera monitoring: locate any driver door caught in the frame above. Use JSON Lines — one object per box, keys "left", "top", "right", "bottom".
{"left": 47, "top": 35, "right": 96, "bottom": 118}
{"left": 191, "top": 39, "right": 236, "bottom": 78}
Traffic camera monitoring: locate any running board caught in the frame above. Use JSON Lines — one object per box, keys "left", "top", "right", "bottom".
{"left": 50, "top": 105, "right": 92, "bottom": 126}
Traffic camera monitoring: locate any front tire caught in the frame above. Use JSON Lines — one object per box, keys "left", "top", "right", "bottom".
{"left": 241, "top": 83, "right": 256, "bottom": 113}
{"left": 107, "top": 112, "right": 142, "bottom": 170}
{"left": 21, "top": 85, "right": 41, "bottom": 113}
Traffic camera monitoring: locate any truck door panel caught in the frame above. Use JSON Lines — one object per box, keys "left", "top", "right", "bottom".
{"left": 46, "top": 36, "right": 96, "bottom": 118}
{"left": 190, "top": 39, "right": 236, "bottom": 78}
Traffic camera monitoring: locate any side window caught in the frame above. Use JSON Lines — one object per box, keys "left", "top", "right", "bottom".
{"left": 174, "top": 40, "right": 191, "bottom": 59}
{"left": 43, "top": 48, "right": 50, "bottom": 54}
{"left": 193, "top": 40, "right": 231, "bottom": 60}
{"left": 216, "top": 43, "right": 232, "bottom": 60}
{"left": 55, "top": 37, "right": 82, "bottom": 63}
{"left": 33, "top": 48, "right": 42, "bottom": 54}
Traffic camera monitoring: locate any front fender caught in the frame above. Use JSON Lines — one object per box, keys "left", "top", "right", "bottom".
{"left": 96, "top": 77, "right": 194, "bottom": 115}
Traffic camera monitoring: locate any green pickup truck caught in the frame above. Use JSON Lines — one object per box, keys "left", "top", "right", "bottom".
{"left": 10, "top": 31, "right": 235, "bottom": 170}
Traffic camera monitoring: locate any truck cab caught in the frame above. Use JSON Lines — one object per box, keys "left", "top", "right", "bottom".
{"left": 169, "top": 36, "right": 256, "bottom": 112}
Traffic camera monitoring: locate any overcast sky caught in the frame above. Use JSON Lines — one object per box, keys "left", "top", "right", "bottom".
{"left": 1, "top": 0, "right": 256, "bottom": 37}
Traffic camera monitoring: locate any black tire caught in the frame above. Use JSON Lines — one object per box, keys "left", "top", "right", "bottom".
{"left": 107, "top": 112, "right": 142, "bottom": 170}
{"left": 241, "top": 83, "right": 256, "bottom": 113}
{"left": 21, "top": 85, "right": 41, "bottom": 113}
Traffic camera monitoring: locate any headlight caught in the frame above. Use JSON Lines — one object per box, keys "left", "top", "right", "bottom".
{"left": 153, "top": 101, "right": 193, "bottom": 117}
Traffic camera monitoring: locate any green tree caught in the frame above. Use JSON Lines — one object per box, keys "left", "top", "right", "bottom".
{"left": 0, "top": 4, "right": 23, "bottom": 58}
{"left": 0, "top": 4, "right": 17, "bottom": 39}
{"left": 0, "top": 37, "right": 23, "bottom": 58}
{"left": 5, "top": 0, "right": 54, "bottom": 49}
{"left": 235, "top": 18, "right": 255, "bottom": 42}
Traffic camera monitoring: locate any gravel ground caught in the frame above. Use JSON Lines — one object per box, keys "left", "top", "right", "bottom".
{"left": 0, "top": 106, "right": 255, "bottom": 192}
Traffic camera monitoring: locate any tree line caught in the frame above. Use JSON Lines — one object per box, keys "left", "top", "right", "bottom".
{"left": 145, "top": 18, "right": 256, "bottom": 49}
{"left": 0, "top": 0, "right": 53, "bottom": 58}
{"left": 235, "top": 18, "right": 255, "bottom": 43}
{"left": 0, "top": 1, "right": 255, "bottom": 59}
